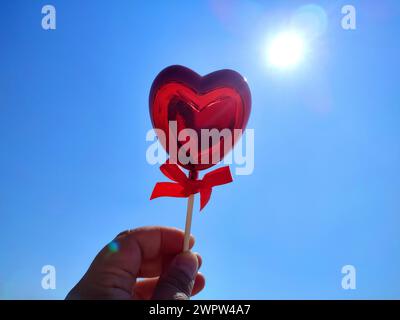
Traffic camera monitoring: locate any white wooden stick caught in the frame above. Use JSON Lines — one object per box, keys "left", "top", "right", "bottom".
{"left": 183, "top": 194, "right": 195, "bottom": 252}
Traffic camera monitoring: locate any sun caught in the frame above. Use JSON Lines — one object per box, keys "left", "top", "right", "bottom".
{"left": 267, "top": 31, "right": 306, "bottom": 69}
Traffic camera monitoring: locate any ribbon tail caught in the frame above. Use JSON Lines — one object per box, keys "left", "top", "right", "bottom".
{"left": 150, "top": 182, "right": 186, "bottom": 200}
{"left": 199, "top": 188, "right": 212, "bottom": 211}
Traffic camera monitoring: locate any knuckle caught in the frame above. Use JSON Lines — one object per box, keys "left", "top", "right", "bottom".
{"left": 159, "top": 268, "right": 195, "bottom": 298}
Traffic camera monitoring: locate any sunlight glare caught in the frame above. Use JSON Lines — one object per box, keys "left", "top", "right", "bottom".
{"left": 267, "top": 31, "right": 306, "bottom": 69}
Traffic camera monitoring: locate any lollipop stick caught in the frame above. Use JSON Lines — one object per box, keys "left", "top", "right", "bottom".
{"left": 183, "top": 194, "right": 194, "bottom": 252}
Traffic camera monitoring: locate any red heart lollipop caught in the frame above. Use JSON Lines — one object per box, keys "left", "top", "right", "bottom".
{"left": 149, "top": 65, "right": 252, "bottom": 251}
{"left": 149, "top": 65, "right": 251, "bottom": 171}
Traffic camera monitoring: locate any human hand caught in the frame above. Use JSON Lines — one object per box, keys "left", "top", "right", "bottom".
{"left": 66, "top": 226, "right": 205, "bottom": 300}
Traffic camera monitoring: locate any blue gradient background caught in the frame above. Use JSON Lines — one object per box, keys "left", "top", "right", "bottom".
{"left": 0, "top": 0, "right": 399, "bottom": 299}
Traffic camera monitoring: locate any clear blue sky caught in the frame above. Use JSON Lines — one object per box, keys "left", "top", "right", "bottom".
{"left": 1, "top": 0, "right": 399, "bottom": 299}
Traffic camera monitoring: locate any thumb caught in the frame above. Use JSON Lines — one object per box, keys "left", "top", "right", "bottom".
{"left": 152, "top": 252, "right": 199, "bottom": 300}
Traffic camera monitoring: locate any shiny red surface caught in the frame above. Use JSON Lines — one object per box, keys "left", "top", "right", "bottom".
{"left": 149, "top": 65, "right": 251, "bottom": 171}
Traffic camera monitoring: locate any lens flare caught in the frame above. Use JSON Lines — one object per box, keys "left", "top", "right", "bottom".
{"left": 108, "top": 241, "right": 119, "bottom": 253}
{"left": 292, "top": 4, "right": 328, "bottom": 38}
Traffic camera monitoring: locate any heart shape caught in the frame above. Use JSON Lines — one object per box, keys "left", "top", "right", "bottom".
{"left": 149, "top": 65, "right": 251, "bottom": 171}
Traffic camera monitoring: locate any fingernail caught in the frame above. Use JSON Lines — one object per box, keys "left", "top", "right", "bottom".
{"left": 173, "top": 252, "right": 198, "bottom": 278}
{"left": 193, "top": 252, "right": 202, "bottom": 268}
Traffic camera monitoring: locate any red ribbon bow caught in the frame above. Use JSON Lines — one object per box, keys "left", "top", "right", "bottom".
{"left": 150, "top": 163, "right": 233, "bottom": 210}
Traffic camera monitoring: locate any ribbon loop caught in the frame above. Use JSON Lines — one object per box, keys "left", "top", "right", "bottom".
{"left": 150, "top": 163, "right": 233, "bottom": 210}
